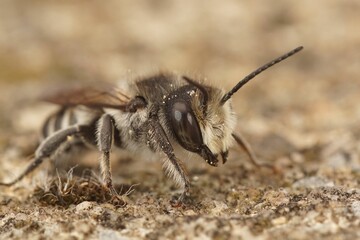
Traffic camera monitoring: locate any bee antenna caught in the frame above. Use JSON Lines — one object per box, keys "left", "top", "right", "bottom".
{"left": 221, "top": 46, "right": 304, "bottom": 104}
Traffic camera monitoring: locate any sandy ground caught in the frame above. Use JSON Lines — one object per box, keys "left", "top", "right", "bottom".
{"left": 0, "top": 1, "right": 359, "bottom": 239}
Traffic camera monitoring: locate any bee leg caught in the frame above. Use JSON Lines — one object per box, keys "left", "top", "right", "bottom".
{"left": 232, "top": 132, "right": 273, "bottom": 169}
{"left": 147, "top": 117, "right": 190, "bottom": 205}
{"left": 0, "top": 125, "right": 86, "bottom": 186}
{"left": 97, "top": 114, "right": 118, "bottom": 195}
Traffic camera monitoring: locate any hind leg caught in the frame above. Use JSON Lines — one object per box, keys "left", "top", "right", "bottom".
{"left": 0, "top": 125, "right": 91, "bottom": 186}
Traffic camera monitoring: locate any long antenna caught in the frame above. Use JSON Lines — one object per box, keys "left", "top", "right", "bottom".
{"left": 221, "top": 46, "right": 303, "bottom": 104}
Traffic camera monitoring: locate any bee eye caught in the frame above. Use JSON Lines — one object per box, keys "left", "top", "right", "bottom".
{"left": 170, "top": 101, "right": 203, "bottom": 152}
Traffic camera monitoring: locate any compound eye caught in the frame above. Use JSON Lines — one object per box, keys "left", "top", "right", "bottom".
{"left": 170, "top": 101, "right": 203, "bottom": 152}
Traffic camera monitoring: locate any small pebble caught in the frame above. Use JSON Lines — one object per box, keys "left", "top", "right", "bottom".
{"left": 272, "top": 216, "right": 287, "bottom": 225}
{"left": 75, "top": 201, "right": 95, "bottom": 213}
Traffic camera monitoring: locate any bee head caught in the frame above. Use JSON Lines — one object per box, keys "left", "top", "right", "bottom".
{"left": 166, "top": 46, "right": 303, "bottom": 166}
{"left": 166, "top": 76, "right": 236, "bottom": 167}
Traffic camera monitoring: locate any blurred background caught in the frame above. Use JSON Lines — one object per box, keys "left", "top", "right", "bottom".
{"left": 0, "top": 0, "right": 359, "bottom": 154}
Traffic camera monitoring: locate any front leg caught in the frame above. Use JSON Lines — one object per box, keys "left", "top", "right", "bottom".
{"left": 97, "top": 114, "right": 117, "bottom": 195}
{"left": 146, "top": 115, "right": 190, "bottom": 205}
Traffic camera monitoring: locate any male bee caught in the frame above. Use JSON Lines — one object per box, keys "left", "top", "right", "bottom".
{"left": 0, "top": 46, "right": 303, "bottom": 203}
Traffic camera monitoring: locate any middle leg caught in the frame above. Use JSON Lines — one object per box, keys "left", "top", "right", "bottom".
{"left": 97, "top": 114, "right": 117, "bottom": 195}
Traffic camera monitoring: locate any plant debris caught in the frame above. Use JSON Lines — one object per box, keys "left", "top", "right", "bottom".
{"left": 32, "top": 170, "right": 128, "bottom": 207}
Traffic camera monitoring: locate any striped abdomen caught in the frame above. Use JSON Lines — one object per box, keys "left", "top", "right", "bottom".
{"left": 41, "top": 107, "right": 101, "bottom": 140}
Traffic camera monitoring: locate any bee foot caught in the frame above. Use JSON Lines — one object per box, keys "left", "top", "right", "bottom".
{"left": 170, "top": 196, "right": 184, "bottom": 207}
{"left": 170, "top": 189, "right": 190, "bottom": 207}
{"left": 103, "top": 184, "right": 127, "bottom": 207}
{"left": 256, "top": 162, "right": 280, "bottom": 174}
{"left": 109, "top": 194, "right": 127, "bottom": 207}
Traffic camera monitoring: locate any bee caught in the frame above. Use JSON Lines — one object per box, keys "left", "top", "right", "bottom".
{"left": 0, "top": 46, "right": 303, "bottom": 203}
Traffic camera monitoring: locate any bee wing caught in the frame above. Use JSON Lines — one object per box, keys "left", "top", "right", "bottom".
{"left": 42, "top": 84, "right": 131, "bottom": 110}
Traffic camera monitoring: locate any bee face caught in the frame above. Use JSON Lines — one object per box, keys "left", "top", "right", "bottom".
{"left": 197, "top": 88, "right": 236, "bottom": 159}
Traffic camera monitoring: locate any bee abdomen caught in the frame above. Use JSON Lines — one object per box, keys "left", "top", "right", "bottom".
{"left": 41, "top": 107, "right": 78, "bottom": 139}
